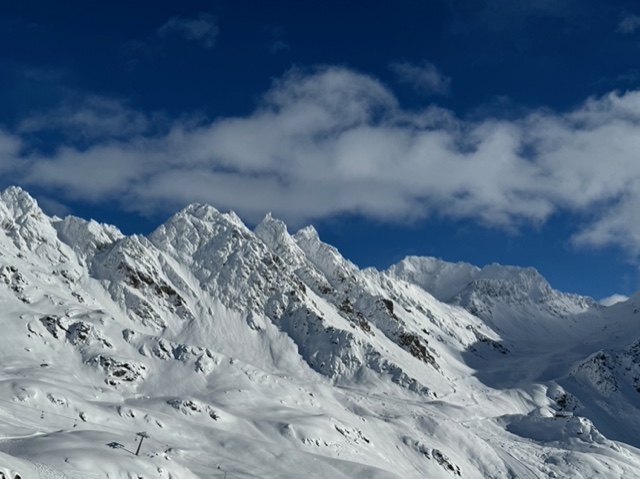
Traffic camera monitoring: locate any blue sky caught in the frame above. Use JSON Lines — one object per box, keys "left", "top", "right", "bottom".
{"left": 1, "top": 0, "right": 640, "bottom": 301}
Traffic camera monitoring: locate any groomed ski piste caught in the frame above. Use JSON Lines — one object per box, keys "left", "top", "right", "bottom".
{"left": 0, "top": 186, "right": 639, "bottom": 478}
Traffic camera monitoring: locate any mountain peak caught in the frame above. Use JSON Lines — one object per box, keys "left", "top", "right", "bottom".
{"left": 255, "top": 211, "right": 288, "bottom": 235}
{"left": 255, "top": 212, "right": 306, "bottom": 267}
{"left": 294, "top": 224, "right": 319, "bottom": 242}
{"left": 255, "top": 211, "right": 289, "bottom": 241}
{"left": 179, "top": 202, "right": 221, "bottom": 220}
{"left": 177, "top": 203, "right": 248, "bottom": 231}
{"left": 0, "top": 186, "right": 42, "bottom": 219}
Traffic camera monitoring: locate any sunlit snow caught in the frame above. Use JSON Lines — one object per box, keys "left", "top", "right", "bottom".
{"left": 0, "top": 186, "right": 639, "bottom": 478}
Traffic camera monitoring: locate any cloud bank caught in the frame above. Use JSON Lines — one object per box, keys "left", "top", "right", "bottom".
{"left": 2, "top": 66, "right": 640, "bottom": 257}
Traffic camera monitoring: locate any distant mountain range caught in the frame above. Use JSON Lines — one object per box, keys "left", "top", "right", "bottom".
{"left": 0, "top": 186, "right": 638, "bottom": 478}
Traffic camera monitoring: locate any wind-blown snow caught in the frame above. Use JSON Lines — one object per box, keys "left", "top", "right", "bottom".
{"left": 0, "top": 186, "right": 639, "bottom": 478}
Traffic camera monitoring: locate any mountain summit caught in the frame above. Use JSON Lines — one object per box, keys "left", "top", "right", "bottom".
{"left": 0, "top": 187, "right": 638, "bottom": 478}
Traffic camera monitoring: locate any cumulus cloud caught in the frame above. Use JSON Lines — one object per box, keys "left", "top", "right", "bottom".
{"left": 158, "top": 13, "right": 218, "bottom": 49}
{"left": 599, "top": 294, "right": 629, "bottom": 306}
{"left": 5, "top": 65, "right": 640, "bottom": 258}
{"left": 391, "top": 61, "right": 451, "bottom": 95}
{"left": 617, "top": 14, "right": 640, "bottom": 34}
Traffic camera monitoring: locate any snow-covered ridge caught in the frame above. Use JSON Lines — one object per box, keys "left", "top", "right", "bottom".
{"left": 389, "top": 255, "right": 598, "bottom": 340}
{"left": 0, "top": 186, "right": 639, "bottom": 479}
{"left": 388, "top": 255, "right": 594, "bottom": 310}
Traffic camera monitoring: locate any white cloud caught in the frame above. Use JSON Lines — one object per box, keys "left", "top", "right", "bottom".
{"left": 599, "top": 294, "right": 629, "bottom": 306}
{"left": 391, "top": 61, "right": 451, "bottom": 95}
{"left": 0, "top": 129, "right": 22, "bottom": 174}
{"left": 5, "top": 65, "right": 640, "bottom": 258}
{"left": 571, "top": 187, "right": 640, "bottom": 256}
{"left": 617, "top": 14, "right": 640, "bottom": 34}
{"left": 158, "top": 13, "right": 218, "bottom": 49}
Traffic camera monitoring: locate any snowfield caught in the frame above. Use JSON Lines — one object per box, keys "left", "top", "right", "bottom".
{"left": 0, "top": 186, "right": 639, "bottom": 478}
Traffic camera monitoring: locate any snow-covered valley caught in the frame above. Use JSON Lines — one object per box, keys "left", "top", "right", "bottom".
{"left": 0, "top": 186, "right": 639, "bottom": 478}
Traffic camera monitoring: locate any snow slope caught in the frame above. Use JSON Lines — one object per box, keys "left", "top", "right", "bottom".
{"left": 0, "top": 186, "right": 639, "bottom": 478}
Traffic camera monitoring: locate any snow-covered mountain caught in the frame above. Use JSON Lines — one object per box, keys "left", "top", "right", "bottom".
{"left": 0, "top": 186, "right": 639, "bottom": 478}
